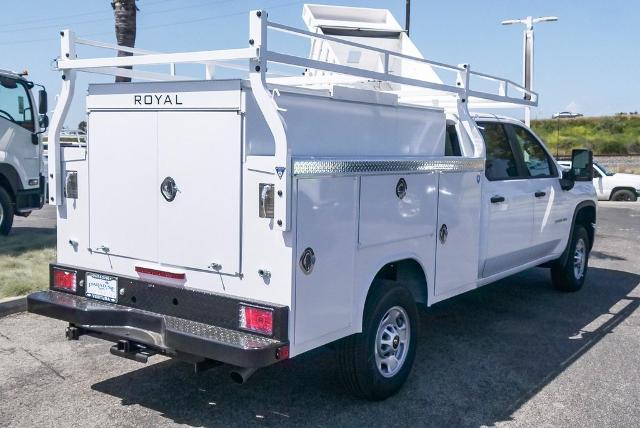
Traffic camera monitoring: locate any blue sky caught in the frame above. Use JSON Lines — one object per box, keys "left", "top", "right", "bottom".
{"left": 2, "top": 0, "right": 637, "bottom": 127}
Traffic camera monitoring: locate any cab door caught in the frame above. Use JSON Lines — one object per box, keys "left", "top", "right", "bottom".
{"left": 478, "top": 121, "right": 535, "bottom": 278}
{"left": 505, "top": 124, "right": 570, "bottom": 257}
{"left": 0, "top": 77, "right": 40, "bottom": 187}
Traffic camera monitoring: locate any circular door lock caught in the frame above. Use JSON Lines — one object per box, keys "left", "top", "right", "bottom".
{"left": 299, "top": 247, "right": 316, "bottom": 275}
{"left": 161, "top": 177, "right": 178, "bottom": 202}
{"left": 439, "top": 224, "right": 448, "bottom": 244}
{"left": 396, "top": 178, "right": 407, "bottom": 199}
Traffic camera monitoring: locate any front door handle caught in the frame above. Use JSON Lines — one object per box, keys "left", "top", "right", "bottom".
{"left": 534, "top": 191, "right": 546, "bottom": 198}
{"left": 490, "top": 195, "right": 505, "bottom": 203}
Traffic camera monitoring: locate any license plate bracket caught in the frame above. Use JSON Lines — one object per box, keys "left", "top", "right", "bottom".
{"left": 85, "top": 272, "right": 118, "bottom": 303}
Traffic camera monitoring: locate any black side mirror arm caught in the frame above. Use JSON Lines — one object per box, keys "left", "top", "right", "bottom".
{"left": 559, "top": 170, "right": 575, "bottom": 191}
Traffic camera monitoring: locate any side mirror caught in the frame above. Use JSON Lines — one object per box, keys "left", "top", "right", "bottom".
{"left": 39, "top": 114, "right": 49, "bottom": 130}
{"left": 571, "top": 149, "right": 594, "bottom": 181}
{"left": 38, "top": 89, "right": 48, "bottom": 115}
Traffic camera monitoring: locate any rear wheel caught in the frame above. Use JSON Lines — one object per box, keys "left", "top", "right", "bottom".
{"left": 611, "top": 189, "right": 637, "bottom": 202}
{"left": 0, "top": 187, "right": 14, "bottom": 235}
{"left": 551, "top": 225, "right": 590, "bottom": 292}
{"left": 336, "top": 283, "right": 417, "bottom": 400}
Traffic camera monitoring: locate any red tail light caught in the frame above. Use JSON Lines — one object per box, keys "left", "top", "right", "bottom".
{"left": 135, "top": 266, "right": 186, "bottom": 280}
{"left": 53, "top": 269, "right": 77, "bottom": 292}
{"left": 239, "top": 304, "right": 273, "bottom": 336}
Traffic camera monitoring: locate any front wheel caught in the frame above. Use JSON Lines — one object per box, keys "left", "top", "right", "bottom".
{"left": 0, "top": 187, "right": 14, "bottom": 236}
{"left": 336, "top": 284, "right": 417, "bottom": 400}
{"left": 551, "top": 225, "right": 590, "bottom": 292}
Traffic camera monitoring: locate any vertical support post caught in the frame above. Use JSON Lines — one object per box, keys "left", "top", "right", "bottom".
{"left": 170, "top": 63, "right": 176, "bottom": 76}
{"left": 456, "top": 63, "right": 485, "bottom": 158}
{"left": 249, "top": 10, "right": 290, "bottom": 232}
{"left": 383, "top": 52, "right": 390, "bottom": 75}
{"left": 48, "top": 29, "right": 77, "bottom": 206}
{"left": 522, "top": 20, "right": 534, "bottom": 126}
{"left": 498, "top": 81, "right": 507, "bottom": 97}
{"left": 205, "top": 63, "right": 215, "bottom": 80}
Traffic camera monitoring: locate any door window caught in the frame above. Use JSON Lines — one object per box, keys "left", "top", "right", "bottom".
{"left": 478, "top": 122, "right": 520, "bottom": 180}
{"left": 508, "top": 125, "right": 556, "bottom": 178}
{"left": 444, "top": 124, "right": 462, "bottom": 156}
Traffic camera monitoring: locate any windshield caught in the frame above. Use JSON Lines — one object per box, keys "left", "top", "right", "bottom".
{"left": 594, "top": 161, "right": 615, "bottom": 176}
{"left": 0, "top": 76, "right": 35, "bottom": 132}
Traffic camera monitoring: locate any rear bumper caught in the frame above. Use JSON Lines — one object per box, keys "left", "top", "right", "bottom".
{"left": 28, "top": 264, "right": 290, "bottom": 368}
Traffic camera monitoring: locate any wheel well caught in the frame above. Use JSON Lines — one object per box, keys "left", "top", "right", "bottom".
{"left": 609, "top": 187, "right": 637, "bottom": 199}
{"left": 372, "top": 259, "right": 428, "bottom": 305}
{"left": 575, "top": 205, "right": 596, "bottom": 250}
{"left": 0, "top": 173, "right": 16, "bottom": 202}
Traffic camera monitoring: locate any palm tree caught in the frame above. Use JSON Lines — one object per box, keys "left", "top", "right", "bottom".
{"left": 111, "top": 0, "right": 138, "bottom": 82}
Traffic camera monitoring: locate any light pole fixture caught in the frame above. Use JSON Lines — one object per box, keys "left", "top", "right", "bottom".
{"left": 405, "top": 0, "right": 411, "bottom": 36}
{"left": 502, "top": 16, "right": 558, "bottom": 127}
{"left": 552, "top": 111, "right": 583, "bottom": 157}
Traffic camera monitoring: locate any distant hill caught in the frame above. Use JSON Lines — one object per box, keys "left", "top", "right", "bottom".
{"left": 531, "top": 115, "right": 640, "bottom": 156}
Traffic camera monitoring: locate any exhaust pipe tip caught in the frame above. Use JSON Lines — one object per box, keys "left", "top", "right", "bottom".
{"left": 230, "top": 367, "right": 257, "bottom": 385}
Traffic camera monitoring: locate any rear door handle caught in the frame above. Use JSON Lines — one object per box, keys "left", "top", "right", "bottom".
{"left": 490, "top": 195, "right": 505, "bottom": 203}
{"left": 534, "top": 191, "right": 546, "bottom": 198}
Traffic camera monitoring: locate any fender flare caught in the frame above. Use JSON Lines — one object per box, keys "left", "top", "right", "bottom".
{"left": 558, "top": 200, "right": 597, "bottom": 266}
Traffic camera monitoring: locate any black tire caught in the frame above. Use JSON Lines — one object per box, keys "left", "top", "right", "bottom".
{"left": 610, "top": 189, "right": 637, "bottom": 202}
{"left": 0, "top": 187, "right": 14, "bottom": 236}
{"left": 336, "top": 283, "right": 418, "bottom": 400}
{"left": 551, "top": 225, "right": 590, "bottom": 292}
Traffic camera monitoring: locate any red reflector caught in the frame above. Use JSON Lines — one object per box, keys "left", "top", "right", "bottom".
{"left": 277, "top": 345, "right": 290, "bottom": 360}
{"left": 239, "top": 305, "right": 273, "bottom": 335}
{"left": 53, "top": 269, "right": 77, "bottom": 292}
{"left": 135, "top": 266, "right": 185, "bottom": 280}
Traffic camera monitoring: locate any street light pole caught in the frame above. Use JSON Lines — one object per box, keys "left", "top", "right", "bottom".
{"left": 405, "top": 0, "right": 411, "bottom": 36}
{"left": 502, "top": 16, "right": 558, "bottom": 127}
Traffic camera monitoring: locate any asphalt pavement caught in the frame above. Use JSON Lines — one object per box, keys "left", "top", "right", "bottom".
{"left": 1, "top": 203, "right": 639, "bottom": 427}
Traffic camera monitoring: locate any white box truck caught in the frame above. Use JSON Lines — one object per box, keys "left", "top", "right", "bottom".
{"left": 0, "top": 69, "right": 48, "bottom": 234}
{"left": 28, "top": 5, "right": 597, "bottom": 400}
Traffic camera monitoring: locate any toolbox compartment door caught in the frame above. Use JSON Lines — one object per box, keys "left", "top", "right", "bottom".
{"left": 157, "top": 111, "right": 242, "bottom": 274}
{"left": 88, "top": 110, "right": 242, "bottom": 274}
{"left": 89, "top": 111, "right": 159, "bottom": 261}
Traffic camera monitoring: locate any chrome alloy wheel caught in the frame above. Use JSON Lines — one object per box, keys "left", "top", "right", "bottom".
{"left": 374, "top": 306, "right": 411, "bottom": 378}
{"left": 573, "top": 238, "right": 587, "bottom": 280}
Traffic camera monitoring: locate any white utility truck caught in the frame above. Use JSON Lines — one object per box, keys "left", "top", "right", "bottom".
{"left": 0, "top": 69, "right": 48, "bottom": 234}
{"left": 28, "top": 5, "right": 597, "bottom": 400}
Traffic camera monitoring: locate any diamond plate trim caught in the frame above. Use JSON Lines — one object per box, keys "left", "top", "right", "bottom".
{"left": 293, "top": 158, "right": 485, "bottom": 177}
{"left": 165, "top": 317, "right": 280, "bottom": 350}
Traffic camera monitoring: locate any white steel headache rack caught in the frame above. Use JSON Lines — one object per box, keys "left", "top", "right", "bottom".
{"left": 48, "top": 8, "right": 538, "bottom": 231}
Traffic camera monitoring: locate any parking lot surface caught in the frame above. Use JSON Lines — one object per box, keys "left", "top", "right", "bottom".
{"left": 1, "top": 203, "right": 639, "bottom": 427}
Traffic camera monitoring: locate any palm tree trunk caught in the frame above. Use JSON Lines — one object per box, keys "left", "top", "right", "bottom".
{"left": 111, "top": 0, "right": 137, "bottom": 83}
